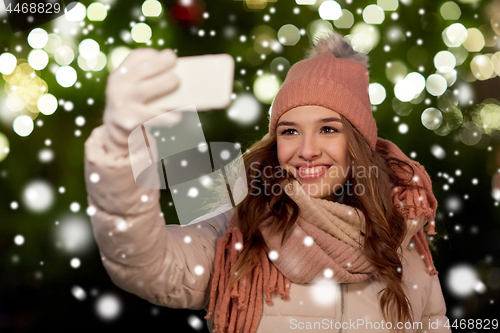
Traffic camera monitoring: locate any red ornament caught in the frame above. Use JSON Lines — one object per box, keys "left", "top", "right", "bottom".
{"left": 169, "top": 0, "right": 206, "bottom": 29}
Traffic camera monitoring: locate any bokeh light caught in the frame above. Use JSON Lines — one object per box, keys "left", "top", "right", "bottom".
{"left": 421, "top": 108, "right": 443, "bottom": 130}
{"left": 368, "top": 83, "right": 386, "bottom": 105}
{"left": 75, "top": 116, "right": 85, "bottom": 127}
{"left": 65, "top": 2, "right": 86, "bottom": 21}
{"left": 479, "top": 103, "right": 500, "bottom": 134}
{"left": 448, "top": 46, "right": 468, "bottom": 66}
{"left": 253, "top": 31, "right": 275, "bottom": 55}
{"left": 227, "top": 93, "right": 262, "bottom": 124}
{"left": 470, "top": 55, "right": 494, "bottom": 80}
{"left": 3, "top": 61, "right": 48, "bottom": 116}
{"left": 441, "top": 69, "right": 457, "bottom": 87}
{"left": 447, "top": 264, "right": 482, "bottom": 298}
{"left": 348, "top": 22, "right": 380, "bottom": 54}
{"left": 131, "top": 23, "right": 152, "bottom": 43}
{"left": 56, "top": 215, "right": 93, "bottom": 253}
{"left": 13, "top": 115, "right": 34, "bottom": 137}
{"left": 253, "top": 73, "right": 281, "bottom": 104}
{"left": 445, "top": 195, "right": 463, "bottom": 213}
{"left": 434, "top": 51, "right": 456, "bottom": 73}
{"left": 270, "top": 57, "right": 290, "bottom": 76}
{"left": 0, "top": 132, "right": 9, "bottom": 162}
{"left": 56, "top": 66, "right": 78, "bottom": 88}
{"left": 334, "top": 9, "right": 354, "bottom": 29}
{"left": 363, "top": 5, "right": 385, "bottom": 25}
{"left": 0, "top": 53, "right": 17, "bottom": 75}
{"left": 394, "top": 79, "right": 416, "bottom": 102}
{"left": 14, "top": 235, "right": 25, "bottom": 245}
{"left": 95, "top": 293, "right": 122, "bottom": 321}
{"left": 443, "top": 23, "right": 468, "bottom": 47}
{"left": 79, "top": 39, "right": 100, "bottom": 61}
{"left": 6, "top": 93, "right": 26, "bottom": 112}
{"left": 440, "top": 1, "right": 461, "bottom": 20}
{"left": 426, "top": 74, "right": 447, "bottom": 96}
{"left": 39, "top": 148, "right": 54, "bottom": 163}
{"left": 87, "top": 2, "right": 108, "bottom": 21}
{"left": 386, "top": 27, "right": 406, "bottom": 43}
{"left": 491, "top": 52, "right": 500, "bottom": 76}
{"left": 55, "top": 46, "right": 75, "bottom": 66}
{"left": 278, "top": 24, "right": 300, "bottom": 46}
{"left": 78, "top": 52, "right": 107, "bottom": 72}
{"left": 22, "top": 179, "right": 54, "bottom": 212}
{"left": 72, "top": 286, "right": 87, "bottom": 301}
{"left": 318, "top": 1, "right": 342, "bottom": 21}
{"left": 27, "top": 28, "right": 49, "bottom": 49}
{"left": 70, "top": 257, "right": 81, "bottom": 268}
{"left": 459, "top": 122, "right": 482, "bottom": 146}
{"left": 463, "top": 28, "right": 485, "bottom": 52}
{"left": 392, "top": 98, "right": 413, "bottom": 116}
{"left": 434, "top": 104, "right": 463, "bottom": 137}
{"left": 142, "top": 0, "right": 162, "bottom": 17}
{"left": 43, "top": 34, "right": 63, "bottom": 54}
{"left": 398, "top": 123, "right": 408, "bottom": 134}
{"left": 492, "top": 11, "right": 500, "bottom": 35}
{"left": 95, "top": 53, "right": 108, "bottom": 71}
{"left": 188, "top": 315, "right": 203, "bottom": 330}
{"left": 385, "top": 60, "right": 407, "bottom": 84}
{"left": 456, "top": 82, "right": 474, "bottom": 106}
{"left": 378, "top": 0, "right": 398, "bottom": 11}
{"left": 405, "top": 72, "right": 426, "bottom": 96}
{"left": 28, "top": 49, "right": 49, "bottom": 70}
{"left": 37, "top": 94, "right": 58, "bottom": 115}
{"left": 431, "top": 144, "right": 446, "bottom": 159}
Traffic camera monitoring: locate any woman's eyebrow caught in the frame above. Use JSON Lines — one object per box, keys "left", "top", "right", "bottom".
{"left": 276, "top": 117, "right": 342, "bottom": 127}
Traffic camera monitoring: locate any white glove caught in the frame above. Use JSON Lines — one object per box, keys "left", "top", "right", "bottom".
{"left": 103, "top": 48, "right": 181, "bottom": 153}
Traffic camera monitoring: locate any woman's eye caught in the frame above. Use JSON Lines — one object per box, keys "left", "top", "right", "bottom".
{"left": 280, "top": 128, "right": 297, "bottom": 135}
{"left": 322, "top": 126, "right": 338, "bottom": 134}
{"left": 280, "top": 127, "right": 338, "bottom": 135}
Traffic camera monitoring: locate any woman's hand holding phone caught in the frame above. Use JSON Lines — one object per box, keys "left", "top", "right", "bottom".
{"left": 103, "top": 48, "right": 181, "bottom": 152}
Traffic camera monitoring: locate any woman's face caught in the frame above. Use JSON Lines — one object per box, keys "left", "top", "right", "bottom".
{"left": 276, "top": 105, "right": 350, "bottom": 199}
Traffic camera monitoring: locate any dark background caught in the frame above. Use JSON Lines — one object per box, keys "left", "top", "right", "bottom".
{"left": 1, "top": 0, "right": 500, "bottom": 332}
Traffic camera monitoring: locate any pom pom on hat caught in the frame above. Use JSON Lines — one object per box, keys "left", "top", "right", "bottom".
{"left": 304, "top": 32, "right": 369, "bottom": 67}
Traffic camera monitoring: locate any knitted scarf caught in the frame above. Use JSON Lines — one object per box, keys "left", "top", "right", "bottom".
{"left": 205, "top": 138, "right": 439, "bottom": 333}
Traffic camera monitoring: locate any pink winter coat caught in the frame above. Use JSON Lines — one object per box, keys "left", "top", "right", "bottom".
{"left": 84, "top": 124, "right": 452, "bottom": 333}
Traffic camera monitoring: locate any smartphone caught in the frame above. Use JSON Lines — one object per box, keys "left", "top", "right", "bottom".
{"left": 147, "top": 53, "right": 235, "bottom": 112}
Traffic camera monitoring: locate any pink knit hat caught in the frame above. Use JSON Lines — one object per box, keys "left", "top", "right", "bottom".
{"left": 269, "top": 51, "right": 377, "bottom": 150}
{"left": 264, "top": 32, "right": 440, "bottom": 275}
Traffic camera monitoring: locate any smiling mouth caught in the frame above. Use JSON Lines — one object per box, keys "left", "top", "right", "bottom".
{"left": 295, "top": 166, "right": 331, "bottom": 179}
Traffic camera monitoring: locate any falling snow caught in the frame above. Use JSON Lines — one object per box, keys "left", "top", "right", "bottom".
{"left": 268, "top": 250, "right": 278, "bottom": 261}
{"left": 95, "top": 294, "right": 122, "bottom": 321}
{"left": 70, "top": 257, "right": 81, "bottom": 268}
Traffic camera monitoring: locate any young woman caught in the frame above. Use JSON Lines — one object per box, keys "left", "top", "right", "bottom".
{"left": 84, "top": 32, "right": 450, "bottom": 333}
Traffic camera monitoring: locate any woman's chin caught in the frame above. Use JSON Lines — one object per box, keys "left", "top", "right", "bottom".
{"left": 299, "top": 181, "right": 346, "bottom": 199}
{"left": 300, "top": 184, "right": 330, "bottom": 199}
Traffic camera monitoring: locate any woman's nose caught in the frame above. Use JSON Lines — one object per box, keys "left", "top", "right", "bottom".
{"left": 298, "top": 135, "right": 321, "bottom": 160}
